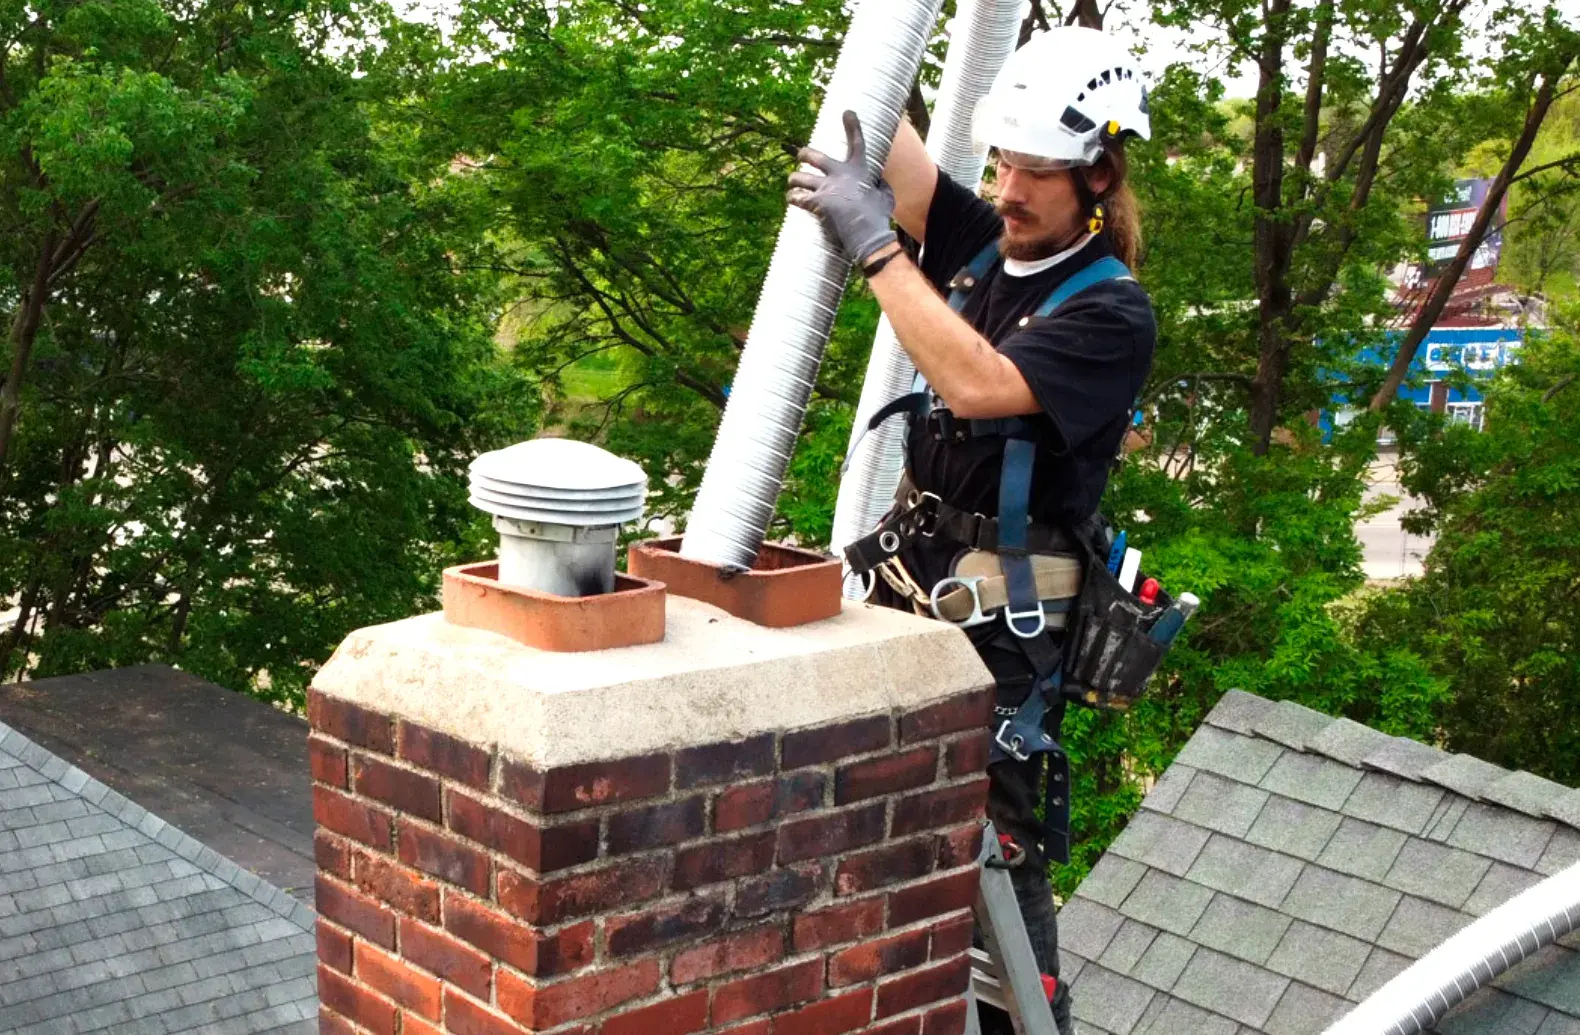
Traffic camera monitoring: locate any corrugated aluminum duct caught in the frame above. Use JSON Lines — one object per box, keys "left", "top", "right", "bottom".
{"left": 679, "top": 0, "right": 945, "bottom": 569}
{"left": 1322, "top": 861, "right": 1580, "bottom": 1035}
{"left": 830, "top": 0, "right": 1023, "bottom": 598}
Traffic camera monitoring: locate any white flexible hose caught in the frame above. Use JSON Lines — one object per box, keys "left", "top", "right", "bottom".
{"left": 830, "top": 0, "right": 1024, "bottom": 597}
{"left": 680, "top": 0, "right": 945, "bottom": 568}
{"left": 1322, "top": 861, "right": 1580, "bottom": 1035}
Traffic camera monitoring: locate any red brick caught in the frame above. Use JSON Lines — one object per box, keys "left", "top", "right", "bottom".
{"left": 319, "top": 1007, "right": 357, "bottom": 1035}
{"left": 444, "top": 987, "right": 531, "bottom": 1035}
{"left": 792, "top": 898, "right": 885, "bottom": 952}
{"left": 497, "top": 857, "right": 665, "bottom": 925}
{"left": 600, "top": 990, "right": 709, "bottom": 1035}
{"left": 352, "top": 755, "right": 442, "bottom": 823}
{"left": 499, "top": 754, "right": 670, "bottom": 814}
{"left": 735, "top": 862, "right": 823, "bottom": 918}
{"left": 496, "top": 958, "right": 661, "bottom": 1029}
{"left": 313, "top": 785, "right": 393, "bottom": 851}
{"left": 672, "top": 832, "right": 775, "bottom": 890}
{"left": 716, "top": 1024, "right": 772, "bottom": 1035}
{"left": 835, "top": 837, "right": 935, "bottom": 895}
{"left": 310, "top": 736, "right": 349, "bottom": 788}
{"left": 944, "top": 730, "right": 990, "bottom": 777}
{"left": 351, "top": 850, "right": 441, "bottom": 923}
{"left": 315, "top": 831, "right": 353, "bottom": 880}
{"left": 309, "top": 691, "right": 396, "bottom": 754}
{"left": 875, "top": 956, "right": 972, "bottom": 1019}
{"left": 936, "top": 823, "right": 985, "bottom": 869}
{"left": 899, "top": 689, "right": 991, "bottom": 744}
{"left": 444, "top": 893, "right": 594, "bottom": 976}
{"left": 606, "top": 796, "right": 707, "bottom": 855}
{"left": 776, "top": 803, "right": 885, "bottom": 863}
{"left": 401, "top": 1013, "right": 445, "bottom": 1035}
{"left": 772, "top": 988, "right": 874, "bottom": 1035}
{"left": 447, "top": 790, "right": 599, "bottom": 873}
{"left": 397, "top": 824, "right": 490, "bottom": 894}
{"left": 606, "top": 893, "right": 726, "bottom": 957}
{"left": 316, "top": 874, "right": 396, "bottom": 949}
{"left": 835, "top": 746, "right": 938, "bottom": 805}
{"left": 399, "top": 721, "right": 491, "bottom": 789}
{"left": 317, "top": 918, "right": 353, "bottom": 973}
{"left": 829, "top": 928, "right": 930, "bottom": 987}
{"left": 782, "top": 714, "right": 892, "bottom": 769}
{"left": 714, "top": 772, "right": 824, "bottom": 833}
{"left": 923, "top": 997, "right": 969, "bottom": 1035}
{"left": 711, "top": 959, "right": 823, "bottom": 1024}
{"left": 930, "top": 912, "right": 974, "bottom": 959}
{"left": 891, "top": 778, "right": 989, "bottom": 837}
{"left": 889, "top": 867, "right": 979, "bottom": 928}
{"left": 317, "top": 963, "right": 397, "bottom": 1035}
{"left": 399, "top": 917, "right": 491, "bottom": 999}
{"left": 356, "top": 940, "right": 441, "bottom": 1019}
{"left": 674, "top": 734, "right": 774, "bottom": 788}
{"left": 670, "top": 924, "right": 784, "bottom": 985}
{"left": 866, "top": 1018, "right": 923, "bottom": 1035}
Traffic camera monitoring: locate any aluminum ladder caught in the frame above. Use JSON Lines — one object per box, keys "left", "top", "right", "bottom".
{"left": 964, "top": 822, "right": 1060, "bottom": 1035}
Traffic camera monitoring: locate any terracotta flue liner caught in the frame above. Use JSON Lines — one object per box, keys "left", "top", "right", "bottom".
{"left": 442, "top": 561, "right": 665, "bottom": 652}
{"left": 627, "top": 536, "right": 841, "bottom": 628}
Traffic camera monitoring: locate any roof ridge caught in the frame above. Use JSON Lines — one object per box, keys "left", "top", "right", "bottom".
{"left": 0, "top": 719, "right": 314, "bottom": 933}
{"left": 1203, "top": 690, "right": 1580, "bottom": 830}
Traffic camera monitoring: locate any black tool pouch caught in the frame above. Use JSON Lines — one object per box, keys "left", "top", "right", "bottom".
{"left": 1062, "top": 544, "right": 1174, "bottom": 711}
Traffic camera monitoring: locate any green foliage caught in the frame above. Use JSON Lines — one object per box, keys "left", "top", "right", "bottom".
{"left": 1358, "top": 312, "right": 1580, "bottom": 783}
{"left": 0, "top": 0, "right": 532, "bottom": 704}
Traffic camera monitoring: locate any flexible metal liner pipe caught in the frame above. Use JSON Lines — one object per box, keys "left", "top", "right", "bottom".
{"left": 830, "top": 0, "right": 1024, "bottom": 598}
{"left": 1322, "top": 861, "right": 1580, "bottom": 1035}
{"left": 679, "top": 0, "right": 944, "bottom": 568}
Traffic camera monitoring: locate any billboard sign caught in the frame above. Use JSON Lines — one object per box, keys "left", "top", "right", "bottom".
{"left": 1424, "top": 179, "right": 1505, "bottom": 278}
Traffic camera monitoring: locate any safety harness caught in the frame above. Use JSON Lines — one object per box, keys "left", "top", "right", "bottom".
{"left": 843, "top": 241, "right": 1133, "bottom": 863}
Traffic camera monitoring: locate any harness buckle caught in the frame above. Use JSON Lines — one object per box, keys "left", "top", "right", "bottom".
{"left": 1006, "top": 601, "right": 1048, "bottom": 639}
{"left": 928, "top": 575, "right": 993, "bottom": 628}
{"left": 993, "top": 719, "right": 1032, "bottom": 762}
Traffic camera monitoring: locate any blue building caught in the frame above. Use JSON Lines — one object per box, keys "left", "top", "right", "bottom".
{"left": 1330, "top": 326, "right": 1525, "bottom": 439}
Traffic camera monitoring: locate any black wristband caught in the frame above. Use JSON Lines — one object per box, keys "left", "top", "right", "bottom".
{"left": 861, "top": 247, "right": 903, "bottom": 279}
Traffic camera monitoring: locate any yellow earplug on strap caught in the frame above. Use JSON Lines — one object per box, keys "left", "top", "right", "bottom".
{"left": 1088, "top": 202, "right": 1106, "bottom": 235}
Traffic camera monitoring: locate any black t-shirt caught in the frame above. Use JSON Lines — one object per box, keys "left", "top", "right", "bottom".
{"left": 899, "top": 172, "right": 1156, "bottom": 588}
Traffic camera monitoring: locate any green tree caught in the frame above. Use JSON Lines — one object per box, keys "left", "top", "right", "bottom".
{"left": 0, "top": 0, "right": 532, "bottom": 704}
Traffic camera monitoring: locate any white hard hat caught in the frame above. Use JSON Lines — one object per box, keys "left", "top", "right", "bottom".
{"left": 973, "top": 27, "right": 1152, "bottom": 169}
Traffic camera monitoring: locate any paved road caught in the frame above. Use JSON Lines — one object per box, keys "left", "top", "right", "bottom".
{"left": 1358, "top": 454, "right": 1434, "bottom": 582}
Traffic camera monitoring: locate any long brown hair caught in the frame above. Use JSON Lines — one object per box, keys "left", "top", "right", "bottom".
{"left": 1089, "top": 143, "right": 1141, "bottom": 270}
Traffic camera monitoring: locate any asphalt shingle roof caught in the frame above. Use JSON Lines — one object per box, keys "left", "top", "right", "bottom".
{"left": 1059, "top": 691, "right": 1580, "bottom": 1035}
{"left": 0, "top": 720, "right": 317, "bottom": 1034}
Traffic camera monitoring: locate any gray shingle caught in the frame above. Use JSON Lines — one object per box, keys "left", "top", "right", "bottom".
{"left": 1108, "top": 811, "right": 1212, "bottom": 878}
{"left": 1537, "top": 1011, "right": 1580, "bottom": 1035}
{"left": 1100, "top": 919, "right": 1160, "bottom": 976}
{"left": 1131, "top": 931, "right": 1197, "bottom": 991}
{"left": 1445, "top": 801, "right": 1558, "bottom": 869}
{"left": 1349, "top": 945, "right": 1411, "bottom": 1001}
{"left": 1538, "top": 827, "right": 1580, "bottom": 876}
{"left": 1251, "top": 701, "right": 1338, "bottom": 753}
{"left": 1280, "top": 865, "right": 1402, "bottom": 942}
{"left": 1420, "top": 754, "right": 1509, "bottom": 801}
{"left": 1316, "top": 817, "right": 1409, "bottom": 882}
{"left": 1187, "top": 835, "right": 1305, "bottom": 910}
{"left": 1384, "top": 836, "right": 1494, "bottom": 909}
{"left": 1069, "top": 963, "right": 1158, "bottom": 1035}
{"left": 1436, "top": 986, "right": 1551, "bottom": 1035}
{"left": 1548, "top": 789, "right": 1580, "bottom": 831}
{"left": 1376, "top": 894, "right": 1472, "bottom": 959}
{"left": 1247, "top": 795, "right": 1344, "bottom": 862}
{"left": 1362, "top": 736, "right": 1450, "bottom": 782}
{"left": 1260, "top": 753, "right": 1364, "bottom": 812}
{"left": 1496, "top": 945, "right": 1580, "bottom": 1015}
{"left": 1121, "top": 869, "right": 1216, "bottom": 938}
{"left": 1188, "top": 894, "right": 1291, "bottom": 966}
{"left": 1479, "top": 771, "right": 1570, "bottom": 820}
{"left": 1061, "top": 896, "right": 1127, "bottom": 962}
{"left": 1425, "top": 795, "right": 1472, "bottom": 843}
{"left": 1203, "top": 690, "right": 1277, "bottom": 736}
{"left": 1264, "top": 982, "right": 1348, "bottom": 1035}
{"left": 1176, "top": 727, "right": 1285, "bottom": 786}
{"left": 1134, "top": 994, "right": 1239, "bottom": 1035}
{"left": 1464, "top": 862, "right": 1544, "bottom": 917}
{"left": 1172, "top": 946, "right": 1291, "bottom": 1028}
{"left": 1175, "top": 772, "right": 1272, "bottom": 839}
{"left": 1264, "top": 921, "right": 1371, "bottom": 996}
{"left": 1306, "top": 718, "right": 1394, "bottom": 767}
{"left": 1141, "top": 764, "right": 1197, "bottom": 815}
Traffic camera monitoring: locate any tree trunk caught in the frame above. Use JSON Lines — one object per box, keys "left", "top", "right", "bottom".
{"left": 1369, "top": 61, "right": 1572, "bottom": 412}
{"left": 0, "top": 230, "right": 58, "bottom": 475}
{"left": 1247, "top": 0, "right": 1293, "bottom": 454}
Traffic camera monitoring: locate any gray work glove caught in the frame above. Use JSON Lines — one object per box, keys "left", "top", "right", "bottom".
{"left": 786, "top": 110, "right": 898, "bottom": 266}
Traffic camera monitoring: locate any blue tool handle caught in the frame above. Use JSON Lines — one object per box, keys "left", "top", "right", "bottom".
{"left": 1107, "top": 531, "right": 1127, "bottom": 575}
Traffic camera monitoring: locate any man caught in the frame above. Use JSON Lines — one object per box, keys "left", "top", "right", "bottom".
{"left": 788, "top": 27, "right": 1157, "bottom": 1034}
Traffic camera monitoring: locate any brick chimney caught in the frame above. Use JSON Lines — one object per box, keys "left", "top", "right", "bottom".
{"left": 307, "top": 597, "right": 993, "bottom": 1035}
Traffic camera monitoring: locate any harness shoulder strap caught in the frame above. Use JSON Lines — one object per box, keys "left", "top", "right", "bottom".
{"left": 1031, "top": 256, "right": 1132, "bottom": 320}
{"left": 946, "top": 241, "right": 1002, "bottom": 314}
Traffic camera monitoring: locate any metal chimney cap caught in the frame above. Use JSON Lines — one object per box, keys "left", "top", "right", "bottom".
{"left": 469, "top": 438, "right": 647, "bottom": 528}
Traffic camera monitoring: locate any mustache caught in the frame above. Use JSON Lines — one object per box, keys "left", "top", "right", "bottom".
{"left": 996, "top": 202, "right": 1034, "bottom": 222}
